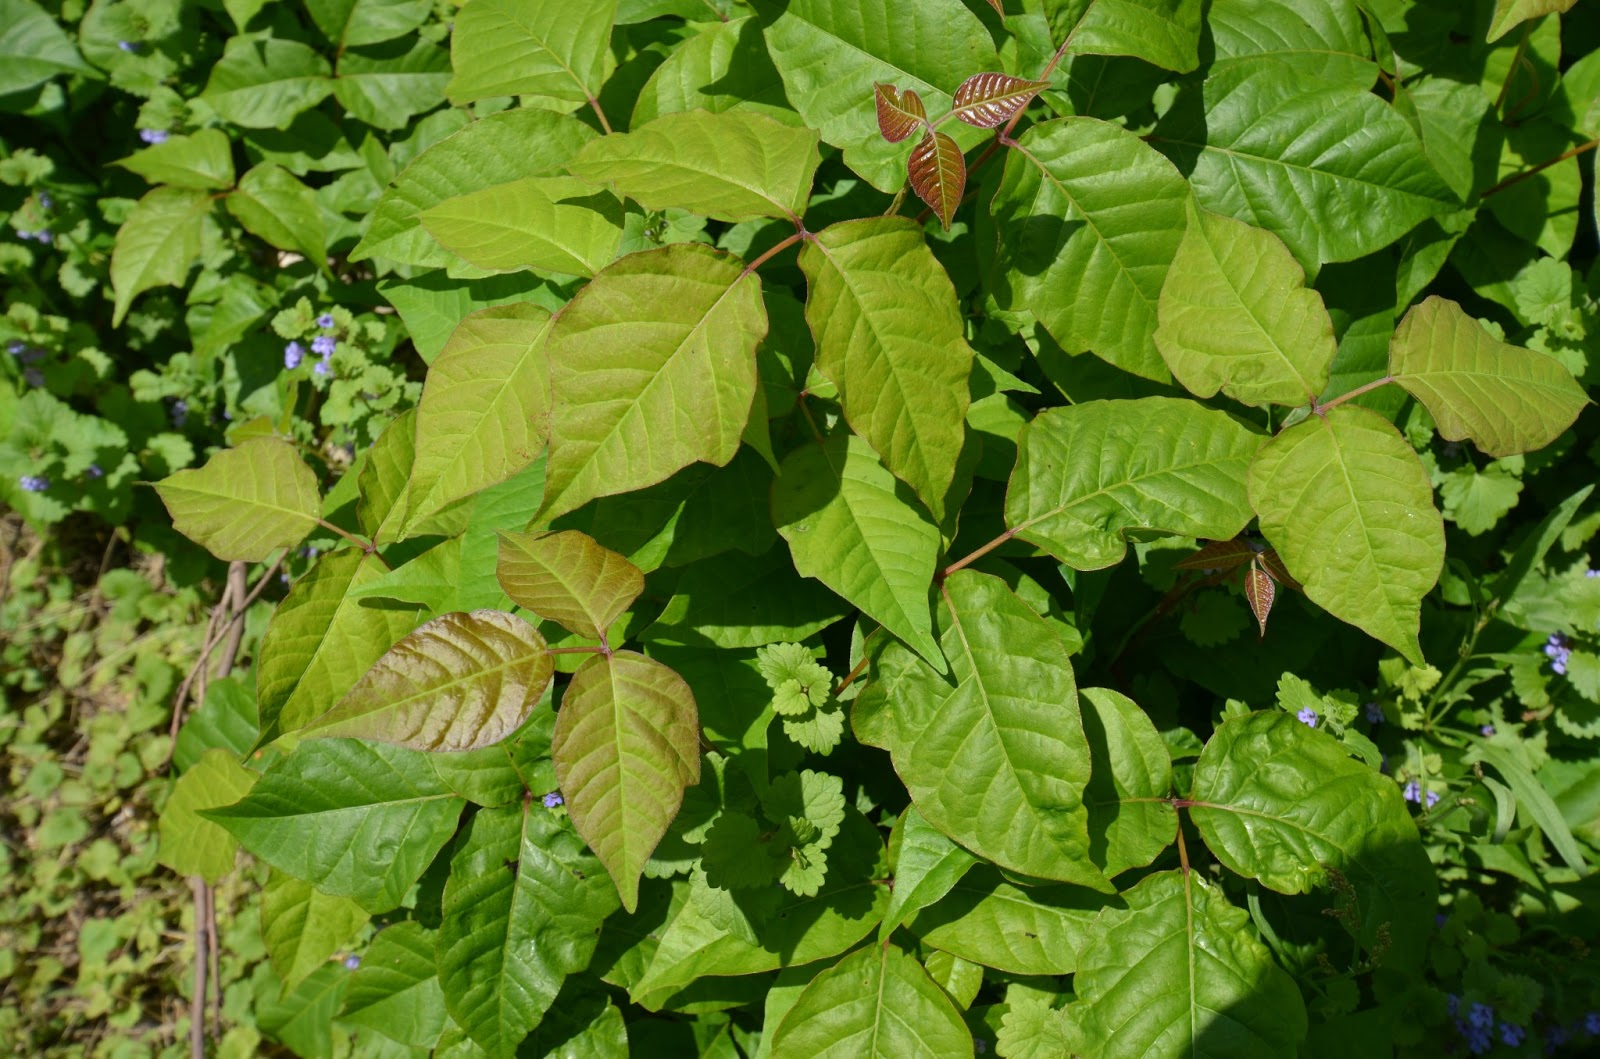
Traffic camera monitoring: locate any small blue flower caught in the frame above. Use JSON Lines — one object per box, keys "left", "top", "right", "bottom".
{"left": 117, "top": 40, "right": 138, "bottom": 52}
{"left": 1545, "top": 633, "right": 1572, "bottom": 676}
{"left": 19, "top": 474, "right": 49, "bottom": 492}
{"left": 542, "top": 792, "right": 564, "bottom": 809}
{"left": 139, "top": 129, "right": 169, "bottom": 145}
{"left": 1588, "top": 569, "right": 1600, "bottom": 578}
{"left": 1501, "top": 1023, "right": 1525, "bottom": 1047}
{"left": 6, "top": 340, "right": 25, "bottom": 355}
{"left": 311, "top": 334, "right": 336, "bottom": 356}
{"left": 1464, "top": 1026, "right": 1491, "bottom": 1055}
{"left": 1480, "top": 724, "right": 1495, "bottom": 737}
{"left": 1365, "top": 701, "right": 1383, "bottom": 724}
{"left": 1425, "top": 789, "right": 1440, "bottom": 809}
{"left": 15, "top": 230, "right": 30, "bottom": 240}
{"left": 1403, "top": 780, "right": 1421, "bottom": 804}
{"left": 284, "top": 341, "right": 304, "bottom": 369}
{"left": 85, "top": 464, "right": 103, "bottom": 479}
{"left": 317, "top": 312, "right": 336, "bottom": 329}
{"left": 1586, "top": 1011, "right": 1600, "bottom": 1035}
{"left": 170, "top": 399, "right": 187, "bottom": 427}
{"left": 344, "top": 954, "right": 361, "bottom": 970}
{"left": 1296, "top": 706, "right": 1318, "bottom": 728}
{"left": 313, "top": 357, "right": 331, "bottom": 377}
{"left": 34, "top": 231, "right": 51, "bottom": 245}
{"left": 37, "top": 192, "right": 52, "bottom": 210}
{"left": 1469, "top": 1003, "right": 1495, "bottom": 1030}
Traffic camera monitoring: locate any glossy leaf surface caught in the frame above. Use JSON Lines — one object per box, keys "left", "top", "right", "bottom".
{"left": 768, "top": 944, "right": 972, "bottom": 1059}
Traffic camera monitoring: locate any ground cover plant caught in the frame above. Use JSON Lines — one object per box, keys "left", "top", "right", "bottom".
{"left": 7, "top": 0, "right": 1600, "bottom": 1056}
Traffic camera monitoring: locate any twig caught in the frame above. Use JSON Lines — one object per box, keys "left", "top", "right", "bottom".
{"left": 1480, "top": 137, "right": 1599, "bottom": 198}
{"left": 739, "top": 230, "right": 805, "bottom": 278}
{"left": 1312, "top": 376, "right": 1395, "bottom": 416}
{"left": 206, "top": 884, "right": 221, "bottom": 1036}
{"left": 189, "top": 876, "right": 208, "bottom": 1059}
{"left": 212, "top": 562, "right": 249, "bottom": 679}
{"left": 587, "top": 95, "right": 613, "bottom": 134}
{"left": 937, "top": 527, "right": 1018, "bottom": 581}
{"left": 314, "top": 517, "right": 377, "bottom": 555}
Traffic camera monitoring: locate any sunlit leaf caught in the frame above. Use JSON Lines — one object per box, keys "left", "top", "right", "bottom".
{"left": 421, "top": 176, "right": 625, "bottom": 276}
{"left": 157, "top": 748, "right": 256, "bottom": 884}
{"left": 1080, "top": 687, "right": 1175, "bottom": 877}
{"left": 950, "top": 72, "right": 1049, "bottom": 128}
{"left": 1047, "top": 0, "right": 1203, "bottom": 73}
{"left": 497, "top": 528, "right": 645, "bottom": 640}
{"left": 110, "top": 186, "right": 211, "bottom": 326}
{"left": 153, "top": 437, "right": 321, "bottom": 562}
{"left": 1389, "top": 296, "right": 1589, "bottom": 458}
{"left": 907, "top": 866, "right": 1110, "bottom": 975}
{"left": 262, "top": 870, "right": 369, "bottom": 995}
{"left": 768, "top": 944, "right": 972, "bottom": 1059}
{"left": 553, "top": 651, "right": 701, "bottom": 912}
{"left": 445, "top": 0, "right": 617, "bottom": 107}
{"left": 1247, "top": 406, "right": 1444, "bottom": 663}
{"left": 880, "top": 806, "right": 978, "bottom": 940}
{"left": 907, "top": 129, "right": 965, "bottom": 230}
{"left": 339, "top": 922, "right": 448, "bottom": 1050}
{"left": 874, "top": 81, "right": 926, "bottom": 142}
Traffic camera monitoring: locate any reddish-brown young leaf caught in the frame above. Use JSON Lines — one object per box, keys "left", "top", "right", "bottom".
{"left": 1244, "top": 560, "right": 1276, "bottom": 638}
{"left": 951, "top": 72, "right": 1051, "bottom": 128}
{"left": 1173, "top": 539, "right": 1257, "bottom": 573}
{"left": 908, "top": 129, "right": 966, "bottom": 229}
{"left": 1259, "top": 549, "right": 1303, "bottom": 592}
{"left": 874, "top": 82, "right": 927, "bottom": 143}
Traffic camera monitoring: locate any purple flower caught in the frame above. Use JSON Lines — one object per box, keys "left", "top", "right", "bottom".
{"left": 19, "top": 474, "right": 49, "bottom": 493}
{"left": 284, "top": 341, "right": 304, "bottom": 369}
{"left": 1469, "top": 1004, "right": 1495, "bottom": 1030}
{"left": 1296, "top": 706, "right": 1318, "bottom": 728}
{"left": 170, "top": 399, "right": 187, "bottom": 427}
{"left": 85, "top": 464, "right": 103, "bottom": 479}
{"left": 1404, "top": 780, "right": 1421, "bottom": 804}
{"left": 37, "top": 192, "right": 51, "bottom": 210}
{"left": 313, "top": 358, "right": 331, "bottom": 377}
{"left": 1426, "top": 790, "right": 1441, "bottom": 809}
{"left": 34, "top": 231, "right": 51, "bottom": 245}
{"left": 1588, "top": 569, "right": 1600, "bottom": 578}
{"left": 1365, "top": 701, "right": 1383, "bottom": 724}
{"left": 6, "top": 339, "right": 25, "bottom": 355}
{"left": 1480, "top": 724, "right": 1495, "bottom": 737}
{"left": 1545, "top": 633, "right": 1572, "bottom": 676}
{"left": 316, "top": 312, "right": 336, "bottom": 329}
{"left": 311, "top": 334, "right": 336, "bottom": 356}
{"left": 117, "top": 40, "right": 137, "bottom": 52}
{"left": 1464, "top": 1025, "right": 1492, "bottom": 1055}
{"left": 344, "top": 954, "right": 361, "bottom": 970}
{"left": 1586, "top": 1011, "right": 1600, "bottom": 1035}
{"left": 542, "top": 792, "right": 564, "bottom": 809}
{"left": 138, "top": 129, "right": 169, "bottom": 145}
{"left": 1501, "top": 1023, "right": 1526, "bottom": 1047}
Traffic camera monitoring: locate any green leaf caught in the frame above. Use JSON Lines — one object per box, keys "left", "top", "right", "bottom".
{"left": 301, "top": 610, "right": 552, "bottom": 751}
{"left": 641, "top": 545, "right": 852, "bottom": 649}
{"left": 306, "top": 0, "right": 433, "bottom": 48}
{"left": 541, "top": 244, "right": 767, "bottom": 521}
{"left": 1389, "top": 296, "right": 1589, "bottom": 458}
{"left": 446, "top": 0, "right": 618, "bottom": 107}
{"left": 1247, "top": 406, "right": 1444, "bottom": 663}
{"left": 421, "top": 176, "right": 625, "bottom": 276}
{"left": 157, "top": 748, "right": 256, "bottom": 884}
{"left": 632, "top": 17, "right": 793, "bottom": 127}
{"left": 340, "top": 922, "right": 448, "bottom": 1049}
{"left": 907, "top": 866, "right": 1110, "bottom": 976}
{"left": 333, "top": 38, "right": 451, "bottom": 131}
{"left": 205, "top": 739, "right": 464, "bottom": 913}
{"left": 439, "top": 803, "right": 619, "bottom": 1059}
{"left": 1047, "top": 0, "right": 1202, "bottom": 73}
{"left": 768, "top": 944, "right": 973, "bottom": 1059}
{"left": 110, "top": 186, "right": 211, "bottom": 326}
{"left": 989, "top": 118, "right": 1191, "bottom": 381}
{"left": 261, "top": 870, "right": 370, "bottom": 994}
{"left": 201, "top": 35, "right": 334, "bottom": 128}
{"left": 153, "top": 437, "right": 320, "bottom": 562}
{"left": 0, "top": 0, "right": 95, "bottom": 96}
{"left": 752, "top": 0, "right": 996, "bottom": 190}
{"left": 174, "top": 678, "right": 259, "bottom": 771}
{"left": 1191, "top": 711, "right": 1437, "bottom": 968}
{"left": 1005, "top": 398, "right": 1263, "bottom": 570}
{"left": 258, "top": 963, "right": 347, "bottom": 1059}
{"left": 1206, "top": 0, "right": 1375, "bottom": 89}
{"left": 497, "top": 529, "right": 644, "bottom": 640}
{"left": 863, "top": 572, "right": 1109, "bottom": 889}
{"left": 1487, "top": 0, "right": 1577, "bottom": 42}
{"left": 361, "top": 409, "right": 417, "bottom": 542}
{"left": 798, "top": 218, "right": 973, "bottom": 517}
{"left": 399, "top": 303, "right": 555, "bottom": 534}
{"left": 257, "top": 550, "right": 426, "bottom": 744}
{"left": 1465, "top": 742, "right": 1589, "bottom": 874}
{"left": 553, "top": 651, "right": 701, "bottom": 912}
{"left": 880, "top": 806, "right": 978, "bottom": 940}
{"left": 1154, "top": 202, "right": 1335, "bottom": 406}
{"left": 226, "top": 163, "right": 327, "bottom": 267}
{"left": 1066, "top": 870, "right": 1307, "bottom": 1059}
{"left": 568, "top": 110, "right": 820, "bottom": 224}
{"left": 353, "top": 108, "right": 596, "bottom": 268}
{"left": 1154, "top": 63, "right": 1458, "bottom": 269}
{"left": 112, "top": 129, "right": 235, "bottom": 190}
{"left": 772, "top": 434, "right": 943, "bottom": 668}
{"left": 997, "top": 998, "right": 1079, "bottom": 1059}
{"left": 1080, "top": 687, "right": 1176, "bottom": 878}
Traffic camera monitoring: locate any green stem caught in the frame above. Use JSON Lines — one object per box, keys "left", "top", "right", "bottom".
{"left": 315, "top": 518, "right": 376, "bottom": 556}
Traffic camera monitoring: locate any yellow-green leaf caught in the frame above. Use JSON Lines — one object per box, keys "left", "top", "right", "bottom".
{"left": 497, "top": 529, "right": 644, "bottom": 641}
{"left": 421, "top": 176, "right": 625, "bottom": 277}
{"left": 110, "top": 186, "right": 211, "bottom": 326}
{"left": 154, "top": 437, "right": 321, "bottom": 562}
{"left": 158, "top": 748, "right": 257, "bottom": 884}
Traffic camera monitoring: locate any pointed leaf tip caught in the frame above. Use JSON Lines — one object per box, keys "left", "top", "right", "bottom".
{"left": 951, "top": 72, "right": 1050, "bottom": 128}
{"left": 1244, "top": 561, "right": 1276, "bottom": 638}
{"left": 908, "top": 129, "right": 965, "bottom": 229}
{"left": 874, "top": 82, "right": 927, "bottom": 143}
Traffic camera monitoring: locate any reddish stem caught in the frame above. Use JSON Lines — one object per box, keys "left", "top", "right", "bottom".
{"left": 739, "top": 230, "right": 805, "bottom": 279}
{"left": 1481, "top": 137, "right": 1599, "bottom": 198}
{"left": 937, "top": 527, "right": 1018, "bottom": 581}
{"left": 1312, "top": 376, "right": 1395, "bottom": 416}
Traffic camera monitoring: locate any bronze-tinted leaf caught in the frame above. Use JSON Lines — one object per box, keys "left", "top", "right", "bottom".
{"left": 951, "top": 72, "right": 1050, "bottom": 128}
{"left": 1172, "top": 539, "right": 1256, "bottom": 573}
{"left": 908, "top": 129, "right": 965, "bottom": 230}
{"left": 874, "top": 82, "right": 927, "bottom": 143}
{"left": 497, "top": 529, "right": 644, "bottom": 640}
{"left": 1244, "top": 561, "right": 1276, "bottom": 638}
{"left": 1259, "top": 549, "right": 1302, "bottom": 592}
